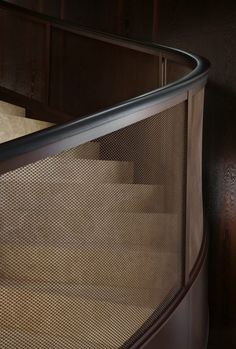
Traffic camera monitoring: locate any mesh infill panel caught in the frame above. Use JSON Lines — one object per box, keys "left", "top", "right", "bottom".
{"left": 0, "top": 103, "right": 187, "bottom": 348}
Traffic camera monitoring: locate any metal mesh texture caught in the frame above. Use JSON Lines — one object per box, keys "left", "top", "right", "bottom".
{"left": 0, "top": 102, "right": 187, "bottom": 348}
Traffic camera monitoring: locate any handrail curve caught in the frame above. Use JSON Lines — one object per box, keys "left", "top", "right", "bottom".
{"left": 0, "top": 3, "right": 210, "bottom": 348}
{"left": 0, "top": 26, "right": 210, "bottom": 172}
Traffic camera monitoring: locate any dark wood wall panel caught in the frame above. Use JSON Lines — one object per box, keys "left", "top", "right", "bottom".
{"left": 49, "top": 27, "right": 159, "bottom": 117}
{"left": 1, "top": 0, "right": 157, "bottom": 41}
{"left": 0, "top": 8, "right": 48, "bottom": 102}
{"left": 62, "top": 1, "right": 120, "bottom": 36}
{"left": 62, "top": 0, "right": 156, "bottom": 40}
{"left": 0, "top": 4, "right": 159, "bottom": 122}
{"left": 2, "top": 0, "right": 61, "bottom": 17}
{"left": 118, "top": 0, "right": 156, "bottom": 41}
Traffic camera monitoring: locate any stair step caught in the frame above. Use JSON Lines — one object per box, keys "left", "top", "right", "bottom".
{"left": 0, "top": 101, "right": 25, "bottom": 117}
{"left": 0, "top": 277, "right": 176, "bottom": 308}
{"left": 0, "top": 113, "right": 53, "bottom": 144}
{"left": 0, "top": 328, "right": 112, "bottom": 349}
{"left": 1, "top": 182, "right": 164, "bottom": 212}
{"left": 0, "top": 245, "right": 178, "bottom": 289}
{"left": 0, "top": 158, "right": 134, "bottom": 184}
{"left": 60, "top": 142, "right": 100, "bottom": 160}
{"left": 1, "top": 211, "right": 178, "bottom": 251}
{"left": 0, "top": 285, "right": 154, "bottom": 347}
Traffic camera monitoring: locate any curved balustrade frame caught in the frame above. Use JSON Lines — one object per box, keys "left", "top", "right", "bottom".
{"left": 0, "top": 2, "right": 210, "bottom": 348}
{"left": 0, "top": 40, "right": 209, "bottom": 173}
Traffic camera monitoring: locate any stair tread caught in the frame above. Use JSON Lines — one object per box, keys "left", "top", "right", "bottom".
{"left": 0, "top": 158, "right": 134, "bottom": 184}
{"left": 0, "top": 245, "right": 179, "bottom": 289}
{"left": 0, "top": 328, "right": 112, "bottom": 349}
{"left": 0, "top": 112, "right": 53, "bottom": 144}
{"left": 0, "top": 101, "right": 25, "bottom": 117}
{"left": 59, "top": 142, "right": 100, "bottom": 160}
{"left": 0, "top": 285, "right": 154, "bottom": 347}
{"left": 1, "top": 182, "right": 164, "bottom": 212}
{"left": 0, "top": 278, "right": 176, "bottom": 308}
{"left": 1, "top": 211, "right": 178, "bottom": 250}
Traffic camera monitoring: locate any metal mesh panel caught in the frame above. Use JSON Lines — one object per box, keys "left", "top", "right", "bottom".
{"left": 0, "top": 102, "right": 187, "bottom": 348}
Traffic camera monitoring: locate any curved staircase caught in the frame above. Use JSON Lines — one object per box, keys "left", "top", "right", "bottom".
{"left": 0, "top": 103, "right": 178, "bottom": 348}
{"left": 0, "top": 2, "right": 210, "bottom": 348}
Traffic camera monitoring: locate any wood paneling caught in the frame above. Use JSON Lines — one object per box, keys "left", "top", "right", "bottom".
{"left": 118, "top": 0, "right": 156, "bottom": 41}
{"left": 0, "top": 4, "right": 160, "bottom": 122}
{"left": 2, "top": 0, "right": 61, "bottom": 17}
{"left": 2, "top": 0, "right": 157, "bottom": 41}
{"left": 167, "top": 60, "right": 191, "bottom": 85}
{"left": 0, "top": 9, "right": 48, "bottom": 102}
{"left": 62, "top": 1, "right": 120, "bottom": 36}
{"left": 63, "top": 0, "right": 156, "bottom": 40}
{"left": 49, "top": 27, "right": 159, "bottom": 117}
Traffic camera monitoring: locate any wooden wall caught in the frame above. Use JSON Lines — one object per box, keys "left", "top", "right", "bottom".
{"left": 157, "top": 1, "right": 236, "bottom": 348}
{"left": 0, "top": 9, "right": 48, "bottom": 103}
{"left": 1, "top": 0, "right": 62, "bottom": 17}
{"left": 0, "top": 4, "right": 159, "bottom": 123}
{"left": 62, "top": 0, "right": 158, "bottom": 41}
{"left": 49, "top": 27, "right": 159, "bottom": 117}
{"left": 2, "top": 0, "right": 158, "bottom": 41}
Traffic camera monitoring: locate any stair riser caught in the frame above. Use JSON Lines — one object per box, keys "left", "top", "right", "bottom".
{"left": 1, "top": 183, "right": 164, "bottom": 212}
{"left": 0, "top": 328, "right": 112, "bottom": 349}
{"left": 0, "top": 246, "right": 178, "bottom": 289}
{"left": 0, "top": 279, "right": 175, "bottom": 308}
{"left": 0, "top": 159, "right": 134, "bottom": 184}
{"left": 1, "top": 212, "right": 178, "bottom": 251}
{"left": 0, "top": 287, "right": 153, "bottom": 347}
{"left": 63, "top": 142, "right": 100, "bottom": 160}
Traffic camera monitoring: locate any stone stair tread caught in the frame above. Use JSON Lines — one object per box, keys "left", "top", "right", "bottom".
{"left": 59, "top": 141, "right": 100, "bottom": 160}
{"left": 1, "top": 182, "right": 164, "bottom": 212}
{"left": 1, "top": 211, "right": 178, "bottom": 251}
{"left": 0, "top": 328, "right": 112, "bottom": 349}
{"left": 0, "top": 244, "right": 178, "bottom": 289}
{"left": 0, "top": 158, "right": 134, "bottom": 184}
{"left": 0, "top": 112, "right": 53, "bottom": 144}
{"left": 0, "top": 99, "right": 181, "bottom": 348}
{"left": 0, "top": 279, "right": 177, "bottom": 308}
{"left": 0, "top": 101, "right": 25, "bottom": 117}
{"left": 0, "top": 284, "right": 154, "bottom": 347}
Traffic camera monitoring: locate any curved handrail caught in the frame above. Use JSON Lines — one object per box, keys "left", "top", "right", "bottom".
{"left": 0, "top": 0, "right": 209, "bottom": 170}
{"left": 0, "top": 3, "right": 210, "bottom": 348}
{"left": 0, "top": 26, "right": 210, "bottom": 174}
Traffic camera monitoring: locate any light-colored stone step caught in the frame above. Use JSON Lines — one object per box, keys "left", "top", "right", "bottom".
{"left": 0, "top": 277, "right": 176, "bottom": 308}
{"left": 0, "top": 112, "right": 53, "bottom": 144}
{"left": 0, "top": 285, "right": 154, "bottom": 347}
{"left": 1, "top": 211, "right": 178, "bottom": 251}
{"left": 0, "top": 158, "right": 134, "bottom": 184}
{"left": 0, "top": 101, "right": 25, "bottom": 117}
{"left": 0, "top": 245, "right": 177, "bottom": 289}
{"left": 0, "top": 182, "right": 164, "bottom": 212}
{"left": 59, "top": 142, "right": 100, "bottom": 160}
{"left": 0, "top": 328, "right": 112, "bottom": 349}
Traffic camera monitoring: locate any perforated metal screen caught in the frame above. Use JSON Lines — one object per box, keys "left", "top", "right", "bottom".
{"left": 0, "top": 103, "right": 187, "bottom": 348}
